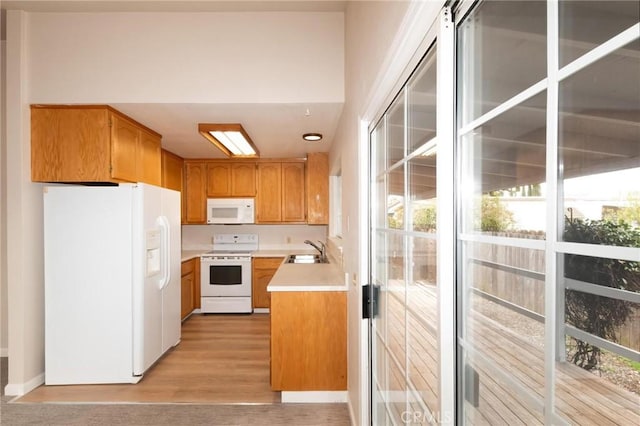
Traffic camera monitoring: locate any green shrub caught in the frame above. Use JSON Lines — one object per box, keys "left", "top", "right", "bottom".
{"left": 414, "top": 206, "right": 437, "bottom": 232}
{"left": 478, "top": 196, "right": 515, "bottom": 232}
{"left": 563, "top": 218, "right": 640, "bottom": 370}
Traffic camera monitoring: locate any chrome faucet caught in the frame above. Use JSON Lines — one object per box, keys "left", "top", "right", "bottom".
{"left": 304, "top": 240, "right": 327, "bottom": 262}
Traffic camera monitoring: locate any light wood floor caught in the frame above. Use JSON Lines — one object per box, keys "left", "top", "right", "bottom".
{"left": 18, "top": 314, "right": 280, "bottom": 404}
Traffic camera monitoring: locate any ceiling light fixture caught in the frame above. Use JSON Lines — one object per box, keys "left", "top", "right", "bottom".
{"left": 198, "top": 123, "right": 259, "bottom": 157}
{"left": 303, "top": 133, "right": 323, "bottom": 142}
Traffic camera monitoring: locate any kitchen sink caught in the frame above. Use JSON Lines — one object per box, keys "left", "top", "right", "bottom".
{"left": 285, "top": 254, "right": 329, "bottom": 264}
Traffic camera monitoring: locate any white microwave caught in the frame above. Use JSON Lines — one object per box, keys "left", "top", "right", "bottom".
{"left": 206, "top": 198, "right": 255, "bottom": 224}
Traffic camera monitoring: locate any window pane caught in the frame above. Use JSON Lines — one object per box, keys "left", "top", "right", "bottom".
{"left": 408, "top": 47, "right": 437, "bottom": 154}
{"left": 463, "top": 352, "right": 545, "bottom": 425}
{"left": 387, "top": 358, "right": 407, "bottom": 424}
{"left": 408, "top": 312, "right": 439, "bottom": 416}
{"left": 373, "top": 334, "right": 389, "bottom": 425}
{"left": 460, "top": 92, "right": 547, "bottom": 235}
{"left": 460, "top": 240, "right": 546, "bottom": 423}
{"left": 464, "top": 241, "right": 545, "bottom": 341}
{"left": 388, "top": 233, "right": 405, "bottom": 295}
{"left": 409, "top": 155, "right": 437, "bottom": 232}
{"left": 372, "top": 117, "right": 386, "bottom": 175}
{"left": 469, "top": 240, "right": 546, "bottom": 316}
{"left": 457, "top": 0, "right": 546, "bottom": 125}
{"left": 560, "top": 253, "right": 640, "bottom": 423}
{"left": 372, "top": 230, "right": 387, "bottom": 289}
{"left": 387, "top": 245, "right": 407, "bottom": 419}
{"left": 559, "top": 41, "right": 640, "bottom": 244}
{"left": 388, "top": 92, "right": 406, "bottom": 167}
{"left": 387, "top": 165, "right": 405, "bottom": 230}
{"left": 375, "top": 177, "right": 386, "bottom": 229}
{"left": 559, "top": 0, "right": 640, "bottom": 67}
{"left": 563, "top": 251, "right": 639, "bottom": 353}
{"left": 408, "top": 237, "right": 438, "bottom": 413}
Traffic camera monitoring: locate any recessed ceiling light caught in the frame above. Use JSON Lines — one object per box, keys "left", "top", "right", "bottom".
{"left": 303, "top": 133, "right": 323, "bottom": 142}
{"left": 198, "top": 123, "right": 259, "bottom": 158}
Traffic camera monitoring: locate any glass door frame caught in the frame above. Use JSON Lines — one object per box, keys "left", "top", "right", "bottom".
{"left": 365, "top": 6, "right": 456, "bottom": 425}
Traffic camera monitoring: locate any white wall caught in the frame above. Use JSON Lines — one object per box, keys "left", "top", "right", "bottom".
{"left": 27, "top": 11, "right": 344, "bottom": 104}
{"left": 1, "top": 39, "right": 8, "bottom": 357}
{"left": 331, "top": 1, "right": 444, "bottom": 424}
{"left": 182, "top": 224, "right": 327, "bottom": 251}
{"left": 5, "top": 9, "right": 46, "bottom": 395}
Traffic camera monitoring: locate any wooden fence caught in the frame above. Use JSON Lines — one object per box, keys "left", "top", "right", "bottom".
{"left": 408, "top": 232, "right": 640, "bottom": 352}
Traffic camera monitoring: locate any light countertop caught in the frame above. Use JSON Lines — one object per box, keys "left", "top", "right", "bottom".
{"left": 252, "top": 249, "right": 316, "bottom": 258}
{"left": 181, "top": 248, "right": 315, "bottom": 262}
{"left": 181, "top": 248, "right": 346, "bottom": 292}
{"left": 181, "top": 250, "right": 205, "bottom": 262}
{"left": 267, "top": 258, "right": 346, "bottom": 293}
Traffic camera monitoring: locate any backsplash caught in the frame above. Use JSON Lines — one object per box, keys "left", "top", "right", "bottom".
{"left": 182, "top": 224, "right": 328, "bottom": 251}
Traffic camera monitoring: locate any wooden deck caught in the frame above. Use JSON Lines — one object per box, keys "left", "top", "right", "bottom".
{"left": 378, "top": 283, "right": 640, "bottom": 425}
{"left": 18, "top": 314, "right": 280, "bottom": 404}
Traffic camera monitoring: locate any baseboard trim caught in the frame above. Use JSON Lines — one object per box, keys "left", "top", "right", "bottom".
{"left": 281, "top": 390, "right": 348, "bottom": 403}
{"left": 253, "top": 308, "right": 269, "bottom": 314}
{"left": 0, "top": 348, "right": 7, "bottom": 357}
{"left": 4, "top": 372, "right": 45, "bottom": 396}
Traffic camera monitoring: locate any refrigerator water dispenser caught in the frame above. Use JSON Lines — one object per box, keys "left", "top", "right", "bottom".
{"left": 146, "top": 229, "right": 161, "bottom": 277}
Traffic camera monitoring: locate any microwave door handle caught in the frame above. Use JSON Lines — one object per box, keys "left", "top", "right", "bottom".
{"left": 157, "top": 216, "right": 171, "bottom": 290}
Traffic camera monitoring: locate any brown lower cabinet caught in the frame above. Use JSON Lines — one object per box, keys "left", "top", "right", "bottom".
{"left": 251, "top": 257, "right": 284, "bottom": 309}
{"left": 270, "top": 291, "right": 347, "bottom": 391}
{"left": 180, "top": 258, "right": 200, "bottom": 320}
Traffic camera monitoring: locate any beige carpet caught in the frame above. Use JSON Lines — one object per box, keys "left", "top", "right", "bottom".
{"left": 1, "top": 401, "right": 352, "bottom": 426}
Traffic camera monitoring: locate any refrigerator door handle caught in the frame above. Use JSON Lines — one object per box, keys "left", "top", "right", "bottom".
{"left": 157, "top": 216, "right": 171, "bottom": 290}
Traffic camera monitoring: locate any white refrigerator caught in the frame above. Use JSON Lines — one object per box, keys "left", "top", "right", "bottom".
{"left": 44, "top": 183, "right": 181, "bottom": 385}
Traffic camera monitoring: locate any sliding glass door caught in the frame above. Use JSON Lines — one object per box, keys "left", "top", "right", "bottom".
{"left": 368, "top": 1, "right": 638, "bottom": 424}
{"left": 456, "top": 1, "right": 639, "bottom": 425}
{"left": 369, "top": 40, "right": 441, "bottom": 426}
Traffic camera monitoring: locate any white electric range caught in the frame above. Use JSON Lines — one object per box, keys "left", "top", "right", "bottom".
{"left": 200, "top": 233, "right": 258, "bottom": 313}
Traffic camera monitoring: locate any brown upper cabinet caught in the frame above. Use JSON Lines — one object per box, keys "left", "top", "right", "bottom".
{"left": 281, "top": 162, "right": 306, "bottom": 222}
{"left": 161, "top": 149, "right": 184, "bottom": 221}
{"left": 184, "top": 162, "right": 207, "bottom": 224}
{"left": 256, "top": 163, "right": 283, "bottom": 222}
{"left": 306, "top": 153, "right": 329, "bottom": 225}
{"left": 206, "top": 161, "right": 256, "bottom": 197}
{"left": 31, "top": 105, "right": 161, "bottom": 185}
{"left": 138, "top": 129, "right": 162, "bottom": 186}
{"left": 183, "top": 156, "right": 326, "bottom": 225}
{"left": 256, "top": 161, "right": 306, "bottom": 223}
{"left": 161, "top": 149, "right": 184, "bottom": 192}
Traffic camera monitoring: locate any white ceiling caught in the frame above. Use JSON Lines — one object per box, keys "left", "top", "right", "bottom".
{"left": 3, "top": 0, "right": 347, "bottom": 159}
{"left": 112, "top": 102, "right": 344, "bottom": 159}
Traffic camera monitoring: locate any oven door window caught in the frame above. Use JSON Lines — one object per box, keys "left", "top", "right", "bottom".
{"left": 209, "top": 265, "right": 242, "bottom": 286}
